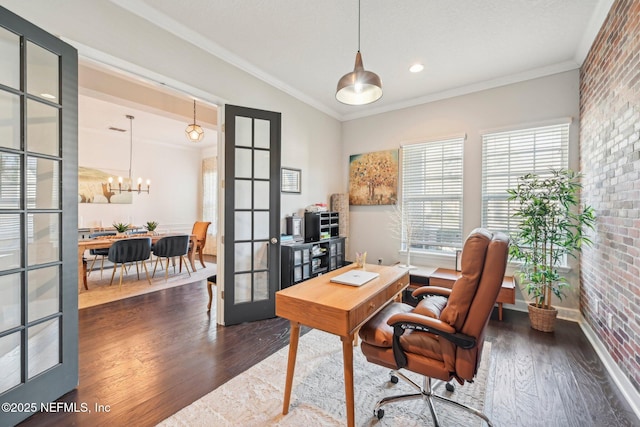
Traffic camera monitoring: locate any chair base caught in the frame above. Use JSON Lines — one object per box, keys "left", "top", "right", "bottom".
{"left": 373, "top": 370, "right": 492, "bottom": 427}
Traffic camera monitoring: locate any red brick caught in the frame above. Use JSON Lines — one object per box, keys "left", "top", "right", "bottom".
{"left": 580, "top": 0, "right": 640, "bottom": 395}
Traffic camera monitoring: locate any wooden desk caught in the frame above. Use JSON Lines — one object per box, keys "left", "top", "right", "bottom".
{"left": 77, "top": 234, "right": 197, "bottom": 290}
{"left": 276, "top": 264, "right": 409, "bottom": 427}
{"left": 427, "top": 268, "right": 515, "bottom": 320}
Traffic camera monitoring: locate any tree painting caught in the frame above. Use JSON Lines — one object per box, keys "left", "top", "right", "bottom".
{"left": 349, "top": 149, "right": 398, "bottom": 205}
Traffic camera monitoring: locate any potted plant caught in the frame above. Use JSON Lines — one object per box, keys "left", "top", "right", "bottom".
{"left": 112, "top": 222, "right": 130, "bottom": 235}
{"left": 145, "top": 221, "right": 159, "bottom": 234}
{"left": 507, "top": 169, "right": 595, "bottom": 332}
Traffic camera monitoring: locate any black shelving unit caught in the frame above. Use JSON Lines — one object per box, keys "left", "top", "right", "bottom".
{"left": 304, "top": 211, "right": 339, "bottom": 242}
{"left": 280, "top": 236, "right": 346, "bottom": 289}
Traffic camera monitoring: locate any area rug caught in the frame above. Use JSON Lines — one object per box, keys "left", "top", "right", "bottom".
{"left": 159, "top": 329, "right": 491, "bottom": 427}
{"left": 79, "top": 261, "right": 217, "bottom": 309}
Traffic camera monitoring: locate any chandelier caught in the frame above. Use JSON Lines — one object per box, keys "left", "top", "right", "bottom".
{"left": 185, "top": 100, "right": 204, "bottom": 142}
{"left": 107, "top": 115, "right": 150, "bottom": 194}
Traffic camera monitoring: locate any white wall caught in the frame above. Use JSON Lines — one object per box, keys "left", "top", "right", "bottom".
{"left": 342, "top": 70, "right": 582, "bottom": 313}
{"left": 78, "top": 125, "right": 201, "bottom": 234}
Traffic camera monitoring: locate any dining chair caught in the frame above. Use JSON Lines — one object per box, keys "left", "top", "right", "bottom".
{"left": 108, "top": 237, "right": 152, "bottom": 288}
{"left": 358, "top": 228, "right": 509, "bottom": 425}
{"left": 87, "top": 231, "right": 116, "bottom": 277}
{"left": 152, "top": 234, "right": 191, "bottom": 281}
{"left": 190, "top": 221, "right": 211, "bottom": 269}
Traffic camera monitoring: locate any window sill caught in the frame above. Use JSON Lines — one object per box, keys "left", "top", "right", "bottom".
{"left": 399, "top": 250, "right": 573, "bottom": 275}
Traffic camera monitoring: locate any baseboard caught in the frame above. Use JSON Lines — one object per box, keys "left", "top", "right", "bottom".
{"left": 510, "top": 299, "right": 581, "bottom": 322}
{"left": 579, "top": 318, "right": 640, "bottom": 420}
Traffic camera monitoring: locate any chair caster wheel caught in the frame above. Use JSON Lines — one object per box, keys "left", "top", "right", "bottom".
{"left": 375, "top": 409, "right": 385, "bottom": 420}
{"left": 446, "top": 382, "right": 455, "bottom": 392}
{"left": 390, "top": 375, "right": 399, "bottom": 384}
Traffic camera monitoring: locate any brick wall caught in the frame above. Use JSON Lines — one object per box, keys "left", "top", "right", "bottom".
{"left": 580, "top": 0, "right": 640, "bottom": 394}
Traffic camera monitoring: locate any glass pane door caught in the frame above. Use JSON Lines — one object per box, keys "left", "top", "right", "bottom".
{"left": 224, "top": 105, "right": 281, "bottom": 326}
{"left": 0, "top": 7, "right": 78, "bottom": 425}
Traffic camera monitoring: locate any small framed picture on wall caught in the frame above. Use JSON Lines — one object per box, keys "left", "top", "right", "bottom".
{"left": 281, "top": 167, "right": 301, "bottom": 193}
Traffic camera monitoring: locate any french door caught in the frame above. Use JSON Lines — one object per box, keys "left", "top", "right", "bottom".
{"left": 223, "top": 105, "right": 281, "bottom": 326}
{"left": 0, "top": 7, "right": 78, "bottom": 426}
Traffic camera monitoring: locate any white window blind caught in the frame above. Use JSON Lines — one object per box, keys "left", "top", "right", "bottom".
{"left": 481, "top": 123, "right": 569, "bottom": 235}
{"left": 401, "top": 137, "right": 464, "bottom": 252}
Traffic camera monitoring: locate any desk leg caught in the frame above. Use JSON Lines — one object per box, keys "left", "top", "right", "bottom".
{"left": 498, "top": 302, "right": 503, "bottom": 321}
{"left": 341, "top": 334, "right": 355, "bottom": 427}
{"left": 282, "top": 321, "right": 300, "bottom": 415}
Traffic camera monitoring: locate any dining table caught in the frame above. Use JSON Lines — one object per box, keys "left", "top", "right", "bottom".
{"left": 77, "top": 233, "right": 197, "bottom": 290}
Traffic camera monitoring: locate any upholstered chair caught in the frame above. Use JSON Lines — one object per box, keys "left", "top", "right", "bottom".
{"left": 359, "top": 228, "right": 509, "bottom": 426}
{"left": 87, "top": 231, "right": 116, "bottom": 277}
{"left": 108, "top": 237, "right": 152, "bottom": 288}
{"left": 190, "top": 221, "right": 211, "bottom": 269}
{"left": 152, "top": 234, "right": 191, "bottom": 281}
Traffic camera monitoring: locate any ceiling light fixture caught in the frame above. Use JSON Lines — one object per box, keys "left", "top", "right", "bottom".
{"left": 107, "top": 115, "right": 150, "bottom": 195}
{"left": 336, "top": 0, "right": 382, "bottom": 105}
{"left": 185, "top": 100, "right": 205, "bottom": 142}
{"left": 409, "top": 63, "right": 424, "bottom": 73}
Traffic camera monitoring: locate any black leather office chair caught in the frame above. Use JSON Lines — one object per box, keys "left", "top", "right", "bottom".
{"left": 152, "top": 235, "right": 191, "bottom": 280}
{"left": 87, "top": 231, "right": 116, "bottom": 277}
{"left": 108, "top": 237, "right": 152, "bottom": 288}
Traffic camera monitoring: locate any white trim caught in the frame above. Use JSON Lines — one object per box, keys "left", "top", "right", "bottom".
{"left": 479, "top": 117, "right": 573, "bottom": 136}
{"left": 579, "top": 317, "right": 640, "bottom": 420}
{"left": 341, "top": 62, "right": 580, "bottom": 122}
{"left": 507, "top": 300, "right": 581, "bottom": 322}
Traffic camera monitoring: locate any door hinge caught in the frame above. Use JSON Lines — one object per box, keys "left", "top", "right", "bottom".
{"left": 221, "top": 123, "right": 225, "bottom": 133}
{"left": 221, "top": 235, "right": 224, "bottom": 244}
{"left": 221, "top": 179, "right": 224, "bottom": 189}
{"left": 221, "top": 290, "right": 224, "bottom": 300}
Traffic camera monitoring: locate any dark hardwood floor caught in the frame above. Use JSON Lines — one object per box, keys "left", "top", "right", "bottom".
{"left": 18, "top": 281, "right": 638, "bottom": 427}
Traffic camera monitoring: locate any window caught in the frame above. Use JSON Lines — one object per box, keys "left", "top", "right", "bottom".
{"left": 401, "top": 136, "right": 464, "bottom": 252}
{"left": 481, "top": 122, "right": 569, "bottom": 235}
{"left": 202, "top": 157, "right": 217, "bottom": 253}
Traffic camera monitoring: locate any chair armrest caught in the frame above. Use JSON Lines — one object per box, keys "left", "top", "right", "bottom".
{"left": 411, "top": 286, "right": 452, "bottom": 299}
{"left": 387, "top": 312, "right": 477, "bottom": 368}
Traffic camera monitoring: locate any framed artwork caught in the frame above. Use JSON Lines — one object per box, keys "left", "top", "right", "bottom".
{"left": 281, "top": 167, "right": 301, "bottom": 193}
{"left": 349, "top": 149, "right": 398, "bottom": 205}
{"left": 78, "top": 166, "right": 132, "bottom": 204}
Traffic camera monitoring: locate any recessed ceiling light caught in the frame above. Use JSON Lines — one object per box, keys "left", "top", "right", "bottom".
{"left": 409, "top": 63, "right": 424, "bottom": 73}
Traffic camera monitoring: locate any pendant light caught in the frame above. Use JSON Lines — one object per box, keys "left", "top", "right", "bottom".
{"left": 336, "top": 0, "right": 382, "bottom": 105}
{"left": 185, "top": 100, "right": 205, "bottom": 142}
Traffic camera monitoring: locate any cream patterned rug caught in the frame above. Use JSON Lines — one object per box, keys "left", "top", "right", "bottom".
{"left": 79, "top": 261, "right": 217, "bottom": 309}
{"left": 159, "top": 329, "right": 491, "bottom": 427}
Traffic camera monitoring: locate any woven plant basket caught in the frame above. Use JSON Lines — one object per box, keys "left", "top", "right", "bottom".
{"left": 528, "top": 303, "right": 558, "bottom": 332}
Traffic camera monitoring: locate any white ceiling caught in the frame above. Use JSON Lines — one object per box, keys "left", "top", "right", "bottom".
{"left": 111, "top": 0, "right": 613, "bottom": 121}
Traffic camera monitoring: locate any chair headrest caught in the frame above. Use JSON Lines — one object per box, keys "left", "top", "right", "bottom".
{"left": 439, "top": 228, "right": 508, "bottom": 330}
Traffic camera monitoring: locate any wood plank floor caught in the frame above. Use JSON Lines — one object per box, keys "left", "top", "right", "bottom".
{"left": 18, "top": 281, "right": 638, "bottom": 426}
